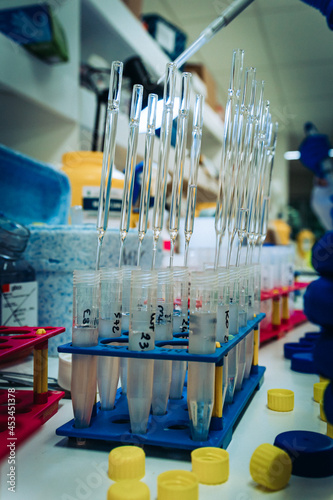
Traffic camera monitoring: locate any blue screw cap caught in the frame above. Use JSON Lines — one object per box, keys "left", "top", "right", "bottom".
{"left": 284, "top": 342, "right": 313, "bottom": 360}
{"left": 274, "top": 430, "right": 333, "bottom": 478}
{"left": 313, "top": 333, "right": 333, "bottom": 379}
{"left": 291, "top": 352, "right": 317, "bottom": 374}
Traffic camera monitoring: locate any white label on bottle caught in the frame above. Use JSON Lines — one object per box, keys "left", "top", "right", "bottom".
{"left": 82, "top": 186, "right": 122, "bottom": 213}
{"left": 1, "top": 281, "right": 38, "bottom": 326}
{"left": 155, "top": 22, "right": 176, "bottom": 54}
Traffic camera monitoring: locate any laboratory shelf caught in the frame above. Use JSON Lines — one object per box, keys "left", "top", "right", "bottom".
{"left": 56, "top": 366, "right": 265, "bottom": 451}
{"left": 57, "top": 313, "right": 265, "bottom": 364}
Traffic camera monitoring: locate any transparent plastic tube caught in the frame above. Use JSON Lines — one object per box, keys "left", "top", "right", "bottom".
{"left": 137, "top": 94, "right": 158, "bottom": 266}
{"left": 225, "top": 335, "right": 239, "bottom": 404}
{"left": 217, "top": 267, "right": 230, "bottom": 406}
{"left": 152, "top": 63, "right": 177, "bottom": 269}
{"left": 96, "top": 61, "right": 123, "bottom": 270}
{"left": 119, "top": 265, "right": 138, "bottom": 394}
{"left": 152, "top": 269, "right": 174, "bottom": 415}
{"left": 170, "top": 266, "right": 189, "bottom": 400}
{"left": 254, "top": 263, "right": 261, "bottom": 316}
{"left": 244, "top": 264, "right": 255, "bottom": 379}
{"left": 225, "top": 267, "right": 239, "bottom": 403}
{"left": 238, "top": 265, "right": 248, "bottom": 328}
{"left": 169, "top": 73, "right": 192, "bottom": 266}
{"left": 119, "top": 84, "right": 143, "bottom": 267}
{"left": 71, "top": 270, "right": 99, "bottom": 428}
{"left": 187, "top": 270, "right": 218, "bottom": 441}
{"left": 229, "top": 267, "right": 240, "bottom": 336}
{"left": 127, "top": 270, "right": 157, "bottom": 434}
{"left": 184, "top": 94, "right": 204, "bottom": 266}
{"left": 97, "top": 268, "right": 122, "bottom": 410}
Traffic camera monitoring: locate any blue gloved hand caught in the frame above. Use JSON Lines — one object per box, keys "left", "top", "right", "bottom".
{"left": 299, "top": 132, "right": 332, "bottom": 178}
{"left": 312, "top": 231, "right": 333, "bottom": 276}
{"left": 301, "top": 0, "right": 333, "bottom": 29}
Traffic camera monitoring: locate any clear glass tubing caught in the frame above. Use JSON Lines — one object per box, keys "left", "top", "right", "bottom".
{"left": 137, "top": 93, "right": 158, "bottom": 266}
{"left": 152, "top": 268, "right": 174, "bottom": 415}
{"left": 97, "top": 268, "right": 122, "bottom": 410}
{"left": 170, "top": 266, "right": 189, "bottom": 400}
{"left": 152, "top": 63, "right": 177, "bottom": 269}
{"left": 127, "top": 270, "right": 157, "bottom": 434}
{"left": 71, "top": 270, "right": 99, "bottom": 429}
{"left": 169, "top": 72, "right": 192, "bottom": 266}
{"left": 187, "top": 270, "right": 218, "bottom": 441}
{"left": 96, "top": 61, "right": 123, "bottom": 270}
{"left": 119, "top": 84, "right": 143, "bottom": 268}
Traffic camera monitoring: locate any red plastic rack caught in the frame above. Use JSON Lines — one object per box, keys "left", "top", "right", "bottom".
{"left": 0, "top": 326, "right": 65, "bottom": 461}
{"left": 260, "top": 282, "right": 309, "bottom": 343}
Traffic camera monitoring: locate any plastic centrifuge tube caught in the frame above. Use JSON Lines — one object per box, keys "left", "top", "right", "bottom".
{"left": 216, "top": 267, "right": 230, "bottom": 406}
{"left": 127, "top": 269, "right": 157, "bottom": 434}
{"left": 169, "top": 73, "right": 192, "bottom": 266}
{"left": 119, "top": 265, "right": 138, "bottom": 395}
{"left": 184, "top": 94, "right": 204, "bottom": 266}
{"left": 137, "top": 94, "right": 158, "bottom": 266}
{"left": 225, "top": 266, "right": 239, "bottom": 404}
{"left": 187, "top": 270, "right": 218, "bottom": 441}
{"left": 169, "top": 266, "right": 189, "bottom": 400}
{"left": 97, "top": 268, "right": 122, "bottom": 410}
{"left": 119, "top": 84, "right": 143, "bottom": 268}
{"left": 152, "top": 63, "right": 177, "bottom": 269}
{"left": 152, "top": 268, "right": 174, "bottom": 415}
{"left": 71, "top": 270, "right": 99, "bottom": 428}
{"left": 96, "top": 61, "right": 123, "bottom": 270}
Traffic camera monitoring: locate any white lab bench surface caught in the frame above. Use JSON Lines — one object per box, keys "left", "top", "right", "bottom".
{"left": 1, "top": 322, "right": 332, "bottom": 500}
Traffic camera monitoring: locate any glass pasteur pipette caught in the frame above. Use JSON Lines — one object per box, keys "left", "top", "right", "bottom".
{"left": 256, "top": 121, "right": 278, "bottom": 262}
{"left": 215, "top": 49, "right": 244, "bottom": 269}
{"left": 157, "top": 0, "right": 254, "bottom": 85}
{"left": 137, "top": 93, "right": 158, "bottom": 266}
{"left": 169, "top": 72, "right": 192, "bottom": 266}
{"left": 96, "top": 61, "right": 123, "bottom": 270}
{"left": 119, "top": 84, "right": 143, "bottom": 268}
{"left": 233, "top": 67, "right": 256, "bottom": 267}
{"left": 251, "top": 101, "right": 271, "bottom": 263}
{"left": 245, "top": 81, "right": 265, "bottom": 265}
{"left": 152, "top": 63, "right": 177, "bottom": 269}
{"left": 184, "top": 94, "right": 204, "bottom": 267}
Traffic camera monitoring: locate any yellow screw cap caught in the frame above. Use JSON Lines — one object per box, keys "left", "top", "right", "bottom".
{"left": 250, "top": 443, "right": 292, "bottom": 491}
{"left": 320, "top": 376, "right": 329, "bottom": 383}
{"left": 314, "top": 382, "right": 329, "bottom": 403}
{"left": 191, "top": 447, "right": 229, "bottom": 484}
{"left": 36, "top": 328, "right": 46, "bottom": 335}
{"left": 320, "top": 400, "right": 327, "bottom": 422}
{"left": 108, "top": 446, "right": 145, "bottom": 481}
{"left": 327, "top": 423, "right": 333, "bottom": 439}
{"left": 107, "top": 480, "right": 150, "bottom": 500}
{"left": 267, "top": 389, "right": 294, "bottom": 412}
{"left": 157, "top": 470, "right": 198, "bottom": 500}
